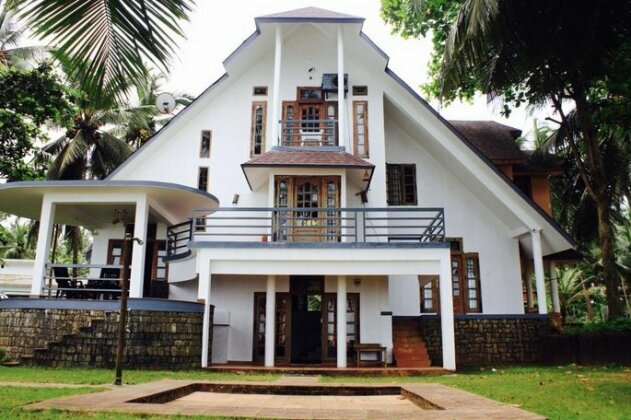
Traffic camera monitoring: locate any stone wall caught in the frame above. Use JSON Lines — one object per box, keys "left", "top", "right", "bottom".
{"left": 0, "top": 307, "right": 212, "bottom": 370}
{"left": 418, "top": 314, "right": 550, "bottom": 367}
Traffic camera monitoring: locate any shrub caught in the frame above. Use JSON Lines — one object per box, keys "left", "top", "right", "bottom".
{"left": 563, "top": 317, "right": 631, "bottom": 335}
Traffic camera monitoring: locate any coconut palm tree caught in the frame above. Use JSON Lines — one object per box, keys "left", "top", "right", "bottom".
{"left": 0, "top": 5, "right": 44, "bottom": 68}
{"left": 6, "top": 0, "right": 195, "bottom": 100}
{"left": 0, "top": 218, "right": 35, "bottom": 259}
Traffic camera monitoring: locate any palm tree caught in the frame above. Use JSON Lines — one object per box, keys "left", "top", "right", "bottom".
{"left": 0, "top": 218, "right": 35, "bottom": 259}
{"left": 0, "top": 5, "right": 44, "bottom": 68}
{"left": 436, "top": 0, "right": 631, "bottom": 318}
{"left": 6, "top": 0, "right": 195, "bottom": 100}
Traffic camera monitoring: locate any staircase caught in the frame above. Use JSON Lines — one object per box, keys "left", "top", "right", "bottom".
{"left": 393, "top": 319, "right": 432, "bottom": 368}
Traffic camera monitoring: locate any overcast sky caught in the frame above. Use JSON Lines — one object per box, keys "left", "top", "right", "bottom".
{"left": 161, "top": 0, "right": 549, "bottom": 143}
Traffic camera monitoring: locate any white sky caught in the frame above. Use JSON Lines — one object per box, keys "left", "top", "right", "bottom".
{"left": 162, "top": 0, "right": 550, "bottom": 143}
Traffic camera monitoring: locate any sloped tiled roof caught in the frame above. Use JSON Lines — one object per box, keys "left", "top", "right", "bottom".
{"left": 449, "top": 120, "right": 527, "bottom": 162}
{"left": 256, "top": 7, "right": 363, "bottom": 22}
{"left": 243, "top": 149, "right": 374, "bottom": 168}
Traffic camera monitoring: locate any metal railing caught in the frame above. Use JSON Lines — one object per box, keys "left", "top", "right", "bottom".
{"left": 279, "top": 119, "right": 338, "bottom": 147}
{"left": 166, "top": 220, "right": 193, "bottom": 257}
{"left": 43, "top": 263, "right": 125, "bottom": 299}
{"left": 181, "top": 207, "right": 444, "bottom": 245}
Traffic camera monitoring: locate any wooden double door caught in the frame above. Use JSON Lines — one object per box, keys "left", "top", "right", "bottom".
{"left": 253, "top": 276, "right": 359, "bottom": 364}
{"left": 274, "top": 176, "right": 341, "bottom": 242}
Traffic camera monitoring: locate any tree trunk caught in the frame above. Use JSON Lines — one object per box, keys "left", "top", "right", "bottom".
{"left": 596, "top": 200, "right": 625, "bottom": 318}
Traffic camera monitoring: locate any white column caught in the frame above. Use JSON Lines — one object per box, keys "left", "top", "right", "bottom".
{"left": 270, "top": 25, "right": 283, "bottom": 148}
{"left": 336, "top": 275, "right": 347, "bottom": 368}
{"left": 531, "top": 229, "right": 548, "bottom": 314}
{"left": 264, "top": 275, "right": 276, "bottom": 367}
{"left": 337, "top": 25, "right": 347, "bottom": 150}
{"left": 438, "top": 252, "right": 456, "bottom": 370}
{"left": 525, "top": 264, "right": 535, "bottom": 310}
{"left": 31, "top": 197, "right": 56, "bottom": 297}
{"left": 129, "top": 196, "right": 149, "bottom": 298}
{"left": 200, "top": 261, "right": 212, "bottom": 367}
{"left": 549, "top": 260, "right": 561, "bottom": 313}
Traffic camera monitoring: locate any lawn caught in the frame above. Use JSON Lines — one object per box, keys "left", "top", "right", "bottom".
{"left": 323, "top": 365, "right": 631, "bottom": 419}
{"left": 0, "top": 365, "right": 628, "bottom": 419}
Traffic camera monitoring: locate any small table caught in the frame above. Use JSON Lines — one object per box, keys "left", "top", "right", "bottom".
{"left": 354, "top": 343, "right": 387, "bottom": 368}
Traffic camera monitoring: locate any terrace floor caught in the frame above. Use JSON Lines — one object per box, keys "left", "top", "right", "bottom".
{"left": 28, "top": 376, "right": 544, "bottom": 419}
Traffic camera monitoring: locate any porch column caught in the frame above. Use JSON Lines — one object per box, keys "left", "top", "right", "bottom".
{"left": 549, "top": 260, "right": 561, "bottom": 313}
{"left": 531, "top": 229, "right": 548, "bottom": 314}
{"left": 271, "top": 25, "right": 282, "bottom": 147}
{"left": 129, "top": 196, "right": 149, "bottom": 298}
{"left": 438, "top": 252, "right": 456, "bottom": 370}
{"left": 31, "top": 197, "right": 56, "bottom": 297}
{"left": 336, "top": 275, "right": 347, "bottom": 368}
{"left": 525, "top": 264, "right": 535, "bottom": 310}
{"left": 337, "top": 25, "right": 347, "bottom": 150}
{"left": 264, "top": 275, "right": 276, "bottom": 367}
{"left": 200, "top": 260, "right": 212, "bottom": 367}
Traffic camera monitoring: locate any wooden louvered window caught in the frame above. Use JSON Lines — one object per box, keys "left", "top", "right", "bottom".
{"left": 250, "top": 101, "right": 266, "bottom": 156}
{"left": 386, "top": 164, "right": 417, "bottom": 205}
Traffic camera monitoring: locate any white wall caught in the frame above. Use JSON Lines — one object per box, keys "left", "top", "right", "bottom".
{"left": 0, "top": 259, "right": 34, "bottom": 295}
{"left": 385, "top": 120, "right": 524, "bottom": 314}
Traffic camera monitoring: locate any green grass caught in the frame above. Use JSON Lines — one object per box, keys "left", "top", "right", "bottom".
{"left": 0, "top": 365, "right": 629, "bottom": 419}
{"left": 322, "top": 365, "right": 631, "bottom": 419}
{"left": 0, "top": 366, "right": 279, "bottom": 385}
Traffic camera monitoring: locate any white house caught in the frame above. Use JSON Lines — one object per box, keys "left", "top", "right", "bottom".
{"left": 0, "top": 7, "right": 574, "bottom": 371}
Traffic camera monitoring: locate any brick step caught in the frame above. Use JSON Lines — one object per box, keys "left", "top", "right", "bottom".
{"left": 396, "top": 360, "right": 432, "bottom": 368}
{"left": 394, "top": 337, "right": 426, "bottom": 344}
{"left": 394, "top": 347, "right": 429, "bottom": 356}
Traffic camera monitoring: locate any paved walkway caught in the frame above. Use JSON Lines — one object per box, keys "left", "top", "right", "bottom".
{"left": 26, "top": 376, "right": 545, "bottom": 419}
{"left": 0, "top": 381, "right": 109, "bottom": 389}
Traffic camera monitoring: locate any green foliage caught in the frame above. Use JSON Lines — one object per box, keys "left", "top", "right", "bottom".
{"left": 0, "top": 64, "right": 73, "bottom": 181}
{"left": 0, "top": 217, "right": 35, "bottom": 259}
{"left": 10, "top": 0, "right": 194, "bottom": 102}
{"left": 563, "top": 317, "right": 631, "bottom": 335}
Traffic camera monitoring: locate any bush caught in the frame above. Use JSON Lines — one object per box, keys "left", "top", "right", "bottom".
{"left": 563, "top": 317, "right": 631, "bottom": 335}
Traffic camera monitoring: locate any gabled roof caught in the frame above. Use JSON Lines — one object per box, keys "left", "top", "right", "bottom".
{"left": 243, "top": 149, "right": 374, "bottom": 168}
{"left": 449, "top": 120, "right": 526, "bottom": 163}
{"left": 256, "top": 7, "right": 364, "bottom": 24}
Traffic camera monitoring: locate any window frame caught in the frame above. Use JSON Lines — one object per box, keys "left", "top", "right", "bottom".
{"left": 352, "top": 100, "right": 369, "bottom": 158}
{"left": 419, "top": 277, "right": 440, "bottom": 313}
{"left": 250, "top": 101, "right": 267, "bottom": 156}
{"left": 386, "top": 163, "right": 418, "bottom": 206}
{"left": 199, "top": 130, "right": 211, "bottom": 158}
{"left": 197, "top": 166, "right": 209, "bottom": 192}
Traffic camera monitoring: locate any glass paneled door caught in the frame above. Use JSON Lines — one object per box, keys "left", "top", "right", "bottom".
{"left": 274, "top": 176, "right": 340, "bottom": 242}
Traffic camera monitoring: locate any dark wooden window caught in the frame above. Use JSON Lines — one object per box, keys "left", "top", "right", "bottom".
{"left": 198, "top": 167, "right": 209, "bottom": 191}
{"left": 353, "top": 101, "right": 368, "bottom": 158}
{"left": 464, "top": 253, "right": 482, "bottom": 312}
{"left": 386, "top": 164, "right": 417, "bottom": 205}
{"left": 199, "top": 130, "right": 211, "bottom": 158}
{"left": 352, "top": 85, "right": 368, "bottom": 96}
{"left": 420, "top": 277, "right": 439, "bottom": 313}
{"left": 250, "top": 101, "right": 266, "bottom": 156}
{"left": 297, "top": 87, "right": 323, "bottom": 102}
{"left": 447, "top": 237, "right": 482, "bottom": 314}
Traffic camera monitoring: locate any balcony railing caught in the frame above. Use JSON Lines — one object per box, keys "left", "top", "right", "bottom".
{"left": 42, "top": 263, "right": 125, "bottom": 299}
{"left": 166, "top": 220, "right": 193, "bottom": 257}
{"left": 279, "top": 119, "right": 338, "bottom": 147}
{"left": 166, "top": 207, "right": 445, "bottom": 258}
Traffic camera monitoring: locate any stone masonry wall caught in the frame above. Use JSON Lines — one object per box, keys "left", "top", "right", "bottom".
{"left": 0, "top": 308, "right": 211, "bottom": 370}
{"left": 419, "top": 315, "right": 550, "bottom": 367}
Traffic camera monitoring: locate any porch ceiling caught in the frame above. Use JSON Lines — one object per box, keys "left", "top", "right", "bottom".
{"left": 0, "top": 181, "right": 219, "bottom": 227}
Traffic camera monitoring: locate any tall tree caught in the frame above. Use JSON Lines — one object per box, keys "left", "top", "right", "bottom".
{"left": 0, "top": 5, "right": 44, "bottom": 68}
{"left": 382, "top": 0, "right": 631, "bottom": 318}
{"left": 6, "top": 0, "right": 195, "bottom": 101}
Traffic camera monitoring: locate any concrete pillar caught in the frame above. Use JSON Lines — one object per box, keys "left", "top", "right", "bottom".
{"left": 129, "top": 196, "right": 149, "bottom": 298}
{"left": 264, "top": 275, "right": 276, "bottom": 367}
{"left": 200, "top": 262, "right": 212, "bottom": 368}
{"left": 31, "top": 197, "right": 56, "bottom": 297}
{"left": 438, "top": 252, "right": 456, "bottom": 370}
{"left": 337, "top": 25, "right": 347, "bottom": 150}
{"left": 336, "top": 275, "right": 347, "bottom": 368}
{"left": 525, "top": 263, "right": 535, "bottom": 310}
{"left": 531, "top": 229, "right": 548, "bottom": 314}
{"left": 549, "top": 260, "right": 561, "bottom": 313}
{"left": 271, "top": 25, "right": 282, "bottom": 147}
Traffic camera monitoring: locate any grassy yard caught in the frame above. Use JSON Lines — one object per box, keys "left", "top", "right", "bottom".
{"left": 0, "top": 365, "right": 628, "bottom": 419}
{"left": 323, "top": 365, "right": 631, "bottom": 419}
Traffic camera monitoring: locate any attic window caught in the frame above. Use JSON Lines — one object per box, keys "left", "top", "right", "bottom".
{"left": 199, "top": 130, "right": 211, "bottom": 158}
{"left": 297, "top": 87, "right": 323, "bottom": 102}
{"left": 352, "top": 85, "right": 368, "bottom": 96}
{"left": 253, "top": 86, "right": 268, "bottom": 96}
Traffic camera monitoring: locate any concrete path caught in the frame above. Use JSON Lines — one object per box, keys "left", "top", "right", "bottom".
{"left": 26, "top": 377, "right": 545, "bottom": 419}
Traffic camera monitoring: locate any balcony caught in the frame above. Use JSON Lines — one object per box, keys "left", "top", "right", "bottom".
{"left": 167, "top": 207, "right": 445, "bottom": 258}
{"left": 279, "top": 119, "right": 338, "bottom": 147}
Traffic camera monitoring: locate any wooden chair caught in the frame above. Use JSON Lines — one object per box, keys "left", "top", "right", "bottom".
{"left": 99, "top": 268, "right": 121, "bottom": 300}
{"left": 52, "top": 267, "right": 84, "bottom": 299}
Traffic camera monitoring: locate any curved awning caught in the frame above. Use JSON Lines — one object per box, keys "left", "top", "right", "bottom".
{"left": 0, "top": 180, "right": 219, "bottom": 227}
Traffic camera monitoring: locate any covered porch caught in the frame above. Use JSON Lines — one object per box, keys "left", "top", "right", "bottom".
{"left": 0, "top": 181, "right": 218, "bottom": 300}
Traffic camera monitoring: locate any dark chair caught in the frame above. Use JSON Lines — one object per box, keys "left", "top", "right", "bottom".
{"left": 99, "top": 268, "right": 121, "bottom": 300}
{"left": 52, "top": 267, "right": 84, "bottom": 299}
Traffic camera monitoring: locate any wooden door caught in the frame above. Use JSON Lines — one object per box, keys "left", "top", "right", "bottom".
{"left": 451, "top": 253, "right": 466, "bottom": 314}
{"left": 253, "top": 292, "right": 291, "bottom": 364}
{"left": 322, "top": 293, "right": 360, "bottom": 362}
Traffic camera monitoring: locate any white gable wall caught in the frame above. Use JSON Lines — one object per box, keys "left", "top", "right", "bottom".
{"left": 385, "top": 118, "right": 523, "bottom": 315}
